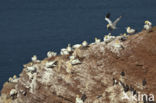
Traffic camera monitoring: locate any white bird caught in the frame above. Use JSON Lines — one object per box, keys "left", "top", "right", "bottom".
{"left": 113, "top": 40, "right": 123, "bottom": 48}
{"left": 104, "top": 33, "right": 115, "bottom": 43}
{"left": 66, "top": 44, "right": 73, "bottom": 52}
{"left": 60, "top": 48, "right": 69, "bottom": 56}
{"left": 144, "top": 20, "right": 152, "bottom": 31}
{"left": 31, "top": 55, "right": 37, "bottom": 62}
{"left": 82, "top": 41, "right": 88, "bottom": 47}
{"left": 105, "top": 13, "right": 122, "bottom": 31}
{"left": 120, "top": 33, "right": 127, "bottom": 41}
{"left": 13, "top": 75, "right": 17, "bottom": 79}
{"left": 10, "top": 89, "right": 17, "bottom": 96}
{"left": 95, "top": 37, "right": 101, "bottom": 43}
{"left": 126, "top": 27, "right": 136, "bottom": 34}
{"left": 27, "top": 66, "right": 36, "bottom": 73}
{"left": 8, "top": 77, "right": 13, "bottom": 82}
{"left": 45, "top": 61, "right": 56, "bottom": 68}
{"left": 71, "top": 59, "right": 81, "bottom": 65}
{"left": 47, "top": 51, "right": 57, "bottom": 58}
{"left": 69, "top": 55, "right": 75, "bottom": 60}
{"left": 72, "top": 44, "right": 82, "bottom": 49}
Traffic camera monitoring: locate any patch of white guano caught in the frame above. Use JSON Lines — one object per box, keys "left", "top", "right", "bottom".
{"left": 40, "top": 69, "right": 53, "bottom": 85}
{"left": 29, "top": 73, "right": 37, "bottom": 93}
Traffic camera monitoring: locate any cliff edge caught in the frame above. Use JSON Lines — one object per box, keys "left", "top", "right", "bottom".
{"left": 0, "top": 27, "right": 156, "bottom": 103}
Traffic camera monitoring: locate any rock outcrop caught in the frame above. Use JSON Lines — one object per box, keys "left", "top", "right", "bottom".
{"left": 1, "top": 27, "right": 156, "bottom": 103}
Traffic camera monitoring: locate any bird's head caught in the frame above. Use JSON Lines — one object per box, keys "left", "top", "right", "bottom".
{"left": 67, "top": 44, "right": 71, "bottom": 47}
{"left": 145, "top": 20, "right": 149, "bottom": 24}
{"left": 95, "top": 37, "right": 97, "bottom": 41}
{"left": 126, "top": 27, "right": 130, "bottom": 30}
{"left": 145, "top": 20, "right": 152, "bottom": 26}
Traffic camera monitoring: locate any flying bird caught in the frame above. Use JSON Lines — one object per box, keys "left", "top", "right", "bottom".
{"left": 105, "top": 13, "right": 122, "bottom": 31}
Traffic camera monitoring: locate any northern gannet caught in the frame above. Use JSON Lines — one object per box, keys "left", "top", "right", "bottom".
{"left": 72, "top": 44, "right": 81, "bottom": 49}
{"left": 47, "top": 51, "right": 57, "bottom": 58}
{"left": 69, "top": 55, "right": 75, "bottom": 60}
{"left": 71, "top": 59, "right": 81, "bottom": 65}
{"left": 82, "top": 41, "right": 88, "bottom": 47}
{"left": 95, "top": 37, "right": 101, "bottom": 43}
{"left": 113, "top": 40, "right": 123, "bottom": 48}
{"left": 10, "top": 89, "right": 17, "bottom": 96}
{"left": 13, "top": 75, "right": 17, "bottom": 79}
{"left": 9, "top": 77, "right": 13, "bottom": 82}
{"left": 144, "top": 20, "right": 152, "bottom": 31}
{"left": 105, "top": 13, "right": 122, "bottom": 31}
{"left": 120, "top": 33, "right": 127, "bottom": 41}
{"left": 31, "top": 55, "right": 37, "bottom": 62}
{"left": 27, "top": 66, "right": 36, "bottom": 73}
{"left": 126, "top": 27, "right": 136, "bottom": 34}
{"left": 66, "top": 44, "right": 73, "bottom": 52}
{"left": 60, "top": 48, "right": 69, "bottom": 56}
{"left": 45, "top": 61, "right": 56, "bottom": 68}
{"left": 104, "top": 33, "right": 115, "bottom": 43}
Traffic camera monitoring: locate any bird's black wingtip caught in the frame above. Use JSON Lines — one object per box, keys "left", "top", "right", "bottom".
{"left": 106, "top": 13, "right": 111, "bottom": 18}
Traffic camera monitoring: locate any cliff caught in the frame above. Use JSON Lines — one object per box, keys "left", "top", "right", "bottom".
{"left": 0, "top": 27, "right": 156, "bottom": 103}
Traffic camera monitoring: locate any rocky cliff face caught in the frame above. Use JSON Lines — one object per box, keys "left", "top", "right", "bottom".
{"left": 0, "top": 27, "right": 156, "bottom": 103}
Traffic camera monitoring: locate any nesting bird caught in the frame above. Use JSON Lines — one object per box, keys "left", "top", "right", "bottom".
{"left": 82, "top": 41, "right": 88, "bottom": 47}
{"left": 71, "top": 59, "right": 81, "bottom": 65}
{"left": 126, "top": 27, "right": 136, "bottom": 34}
{"left": 113, "top": 40, "right": 123, "bottom": 49}
{"left": 31, "top": 55, "right": 37, "bottom": 62}
{"left": 144, "top": 20, "right": 152, "bottom": 31}
{"left": 120, "top": 33, "right": 127, "bottom": 41}
{"left": 13, "top": 75, "right": 17, "bottom": 79}
{"left": 69, "top": 55, "right": 75, "bottom": 60}
{"left": 104, "top": 33, "right": 115, "bottom": 43}
{"left": 95, "top": 37, "right": 101, "bottom": 43}
{"left": 27, "top": 66, "right": 36, "bottom": 73}
{"left": 105, "top": 13, "right": 122, "bottom": 31}
{"left": 60, "top": 48, "right": 69, "bottom": 56}
{"left": 8, "top": 75, "right": 18, "bottom": 83}
{"left": 47, "top": 51, "right": 57, "bottom": 58}
{"left": 66, "top": 44, "right": 73, "bottom": 52}
{"left": 45, "top": 61, "right": 56, "bottom": 68}
{"left": 72, "top": 44, "right": 82, "bottom": 49}
{"left": 10, "top": 89, "right": 17, "bottom": 99}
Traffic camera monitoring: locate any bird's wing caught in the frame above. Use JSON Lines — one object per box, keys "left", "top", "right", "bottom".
{"left": 105, "top": 17, "right": 112, "bottom": 24}
{"left": 113, "top": 16, "right": 122, "bottom": 26}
